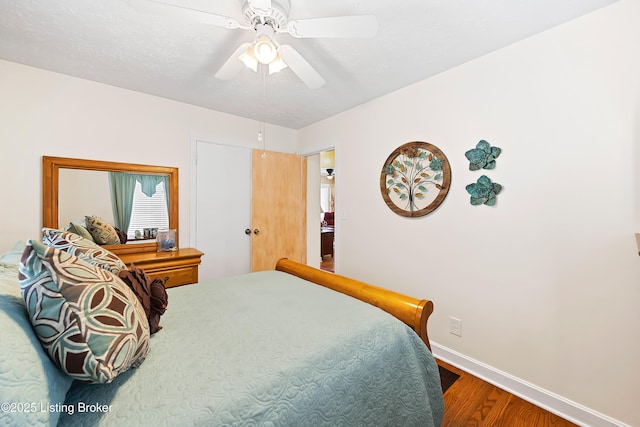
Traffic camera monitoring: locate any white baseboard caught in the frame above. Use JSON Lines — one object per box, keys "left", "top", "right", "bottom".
{"left": 431, "top": 342, "right": 629, "bottom": 427}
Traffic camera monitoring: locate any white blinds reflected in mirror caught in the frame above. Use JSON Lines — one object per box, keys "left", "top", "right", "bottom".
{"left": 126, "top": 179, "right": 169, "bottom": 239}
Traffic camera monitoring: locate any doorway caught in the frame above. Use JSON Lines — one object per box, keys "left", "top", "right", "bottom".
{"left": 305, "top": 149, "right": 335, "bottom": 272}
{"left": 320, "top": 150, "right": 335, "bottom": 272}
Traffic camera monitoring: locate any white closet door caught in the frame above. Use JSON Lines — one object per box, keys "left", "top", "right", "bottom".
{"left": 195, "top": 141, "right": 251, "bottom": 281}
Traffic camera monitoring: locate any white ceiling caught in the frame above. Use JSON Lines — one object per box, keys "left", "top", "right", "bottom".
{"left": 0, "top": 0, "right": 619, "bottom": 129}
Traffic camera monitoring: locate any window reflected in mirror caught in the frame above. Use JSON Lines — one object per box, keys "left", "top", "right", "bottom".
{"left": 127, "top": 179, "right": 169, "bottom": 239}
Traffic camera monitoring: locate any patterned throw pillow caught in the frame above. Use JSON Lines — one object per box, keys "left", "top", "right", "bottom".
{"left": 42, "top": 228, "right": 126, "bottom": 274}
{"left": 19, "top": 240, "right": 150, "bottom": 384}
{"left": 66, "top": 221, "right": 95, "bottom": 242}
{"left": 85, "top": 215, "right": 121, "bottom": 245}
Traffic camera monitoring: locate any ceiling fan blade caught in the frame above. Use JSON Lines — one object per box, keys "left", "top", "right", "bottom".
{"left": 286, "top": 15, "right": 378, "bottom": 38}
{"left": 130, "top": 0, "right": 246, "bottom": 29}
{"left": 215, "top": 43, "right": 252, "bottom": 80}
{"left": 247, "top": 0, "right": 272, "bottom": 16}
{"left": 278, "top": 45, "right": 325, "bottom": 89}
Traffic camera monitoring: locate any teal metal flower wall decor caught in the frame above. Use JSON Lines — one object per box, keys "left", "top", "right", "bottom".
{"left": 465, "top": 175, "right": 502, "bottom": 206}
{"left": 465, "top": 140, "right": 501, "bottom": 170}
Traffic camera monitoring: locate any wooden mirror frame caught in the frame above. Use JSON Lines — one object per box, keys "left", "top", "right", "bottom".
{"left": 42, "top": 156, "right": 179, "bottom": 255}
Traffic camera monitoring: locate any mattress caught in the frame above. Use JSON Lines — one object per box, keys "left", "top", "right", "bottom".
{"left": 52, "top": 270, "right": 444, "bottom": 426}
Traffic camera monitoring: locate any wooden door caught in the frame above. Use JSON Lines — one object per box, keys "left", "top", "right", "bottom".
{"left": 251, "top": 149, "right": 307, "bottom": 271}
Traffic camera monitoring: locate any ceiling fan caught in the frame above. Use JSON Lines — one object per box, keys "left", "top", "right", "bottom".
{"left": 134, "top": 0, "right": 378, "bottom": 89}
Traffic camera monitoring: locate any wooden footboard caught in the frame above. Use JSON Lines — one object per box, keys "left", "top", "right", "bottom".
{"left": 275, "top": 258, "right": 434, "bottom": 351}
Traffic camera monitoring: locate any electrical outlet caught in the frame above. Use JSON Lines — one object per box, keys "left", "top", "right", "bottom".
{"left": 449, "top": 317, "right": 462, "bottom": 337}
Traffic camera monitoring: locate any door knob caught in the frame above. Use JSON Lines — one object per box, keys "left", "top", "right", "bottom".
{"left": 244, "top": 228, "right": 251, "bottom": 235}
{"left": 253, "top": 229, "right": 260, "bottom": 235}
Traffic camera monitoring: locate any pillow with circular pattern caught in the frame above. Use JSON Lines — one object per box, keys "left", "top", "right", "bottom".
{"left": 19, "top": 240, "right": 150, "bottom": 384}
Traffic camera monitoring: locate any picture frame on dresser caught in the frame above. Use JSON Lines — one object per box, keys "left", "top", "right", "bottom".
{"left": 157, "top": 229, "right": 177, "bottom": 252}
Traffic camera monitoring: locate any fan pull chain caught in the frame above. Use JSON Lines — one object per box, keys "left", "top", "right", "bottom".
{"left": 259, "top": 66, "right": 267, "bottom": 159}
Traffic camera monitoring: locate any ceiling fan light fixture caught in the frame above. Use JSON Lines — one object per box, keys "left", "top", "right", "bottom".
{"left": 253, "top": 36, "right": 278, "bottom": 64}
{"left": 268, "top": 52, "right": 288, "bottom": 74}
{"left": 239, "top": 46, "right": 258, "bottom": 72}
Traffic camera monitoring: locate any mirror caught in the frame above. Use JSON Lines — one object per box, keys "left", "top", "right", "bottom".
{"left": 43, "top": 156, "right": 179, "bottom": 255}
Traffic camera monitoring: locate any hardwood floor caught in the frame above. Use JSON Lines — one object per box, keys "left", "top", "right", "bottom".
{"left": 437, "top": 359, "right": 578, "bottom": 427}
{"left": 320, "top": 254, "right": 334, "bottom": 272}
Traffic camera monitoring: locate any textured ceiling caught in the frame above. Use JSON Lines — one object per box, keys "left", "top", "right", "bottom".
{"left": 0, "top": 0, "right": 619, "bottom": 129}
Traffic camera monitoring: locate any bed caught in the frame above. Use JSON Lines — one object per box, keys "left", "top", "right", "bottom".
{"left": 0, "top": 240, "right": 444, "bottom": 426}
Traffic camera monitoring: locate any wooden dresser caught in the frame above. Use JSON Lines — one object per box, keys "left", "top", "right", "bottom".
{"left": 119, "top": 248, "right": 204, "bottom": 288}
{"left": 321, "top": 227, "right": 334, "bottom": 257}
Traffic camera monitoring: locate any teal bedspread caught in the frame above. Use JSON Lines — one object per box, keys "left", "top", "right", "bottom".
{"left": 58, "top": 271, "right": 444, "bottom": 426}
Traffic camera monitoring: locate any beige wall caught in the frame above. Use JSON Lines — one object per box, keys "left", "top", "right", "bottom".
{"left": 1, "top": 1, "right": 639, "bottom": 425}
{"left": 299, "top": 1, "right": 640, "bottom": 425}
{"left": 0, "top": 59, "right": 298, "bottom": 252}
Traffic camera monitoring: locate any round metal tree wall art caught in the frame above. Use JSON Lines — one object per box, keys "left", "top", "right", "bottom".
{"left": 380, "top": 141, "right": 451, "bottom": 217}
